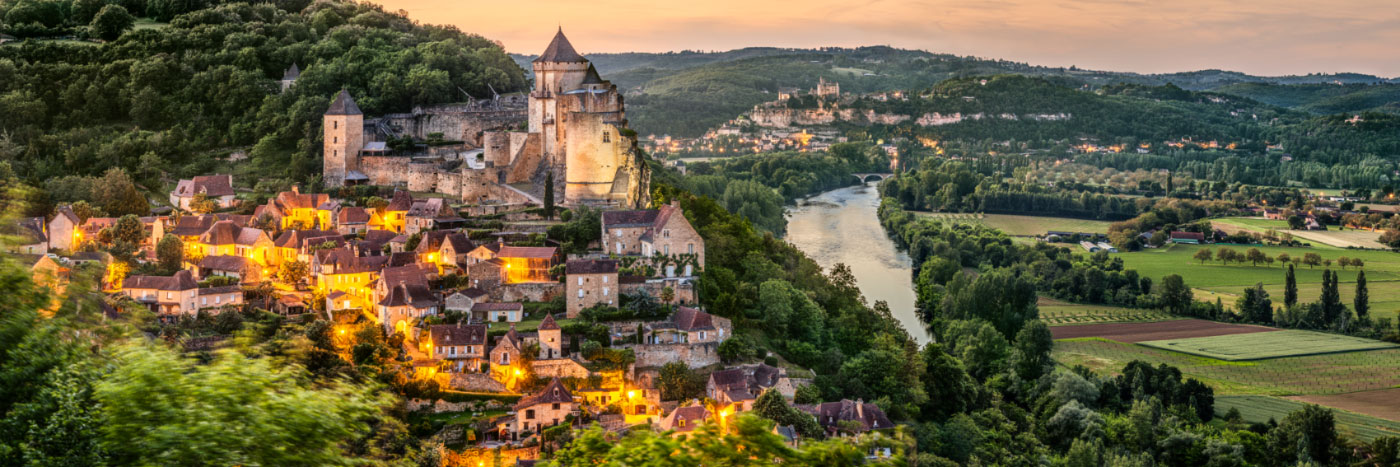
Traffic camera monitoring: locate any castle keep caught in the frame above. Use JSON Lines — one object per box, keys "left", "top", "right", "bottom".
{"left": 322, "top": 29, "right": 650, "bottom": 209}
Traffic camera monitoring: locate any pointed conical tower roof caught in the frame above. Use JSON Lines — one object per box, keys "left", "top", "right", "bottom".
{"left": 325, "top": 89, "right": 361, "bottom": 116}
{"left": 533, "top": 27, "right": 587, "bottom": 63}
{"left": 580, "top": 63, "right": 605, "bottom": 85}
{"left": 538, "top": 313, "right": 560, "bottom": 331}
{"left": 282, "top": 63, "right": 301, "bottom": 80}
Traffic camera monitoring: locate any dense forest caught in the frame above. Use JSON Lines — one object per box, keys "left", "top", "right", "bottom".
{"left": 0, "top": 0, "right": 526, "bottom": 191}
{"left": 513, "top": 46, "right": 1398, "bottom": 138}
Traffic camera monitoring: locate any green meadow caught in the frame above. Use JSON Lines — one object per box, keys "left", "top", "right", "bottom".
{"left": 1139, "top": 330, "right": 1400, "bottom": 360}
{"left": 1116, "top": 243, "right": 1400, "bottom": 318}
{"left": 1215, "top": 395, "right": 1400, "bottom": 441}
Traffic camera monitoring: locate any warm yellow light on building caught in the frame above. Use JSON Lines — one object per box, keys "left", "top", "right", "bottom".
{"left": 626, "top": 390, "right": 635, "bottom": 399}
{"left": 513, "top": 368, "right": 522, "bottom": 376}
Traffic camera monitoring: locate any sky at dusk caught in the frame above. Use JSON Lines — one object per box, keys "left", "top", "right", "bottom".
{"left": 373, "top": 0, "right": 1400, "bottom": 77}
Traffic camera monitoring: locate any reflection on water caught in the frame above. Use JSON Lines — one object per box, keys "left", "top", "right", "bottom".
{"left": 784, "top": 183, "right": 929, "bottom": 344}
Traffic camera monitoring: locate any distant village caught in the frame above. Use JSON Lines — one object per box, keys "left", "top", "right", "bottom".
{"left": 4, "top": 30, "right": 898, "bottom": 466}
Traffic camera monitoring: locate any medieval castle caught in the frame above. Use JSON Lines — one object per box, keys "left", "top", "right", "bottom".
{"left": 322, "top": 28, "right": 650, "bottom": 209}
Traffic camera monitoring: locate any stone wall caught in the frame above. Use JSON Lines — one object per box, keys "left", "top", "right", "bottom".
{"left": 443, "top": 446, "right": 539, "bottom": 467}
{"left": 531, "top": 358, "right": 589, "bottom": 379}
{"left": 628, "top": 342, "right": 720, "bottom": 369}
{"left": 380, "top": 107, "right": 525, "bottom": 145}
{"left": 494, "top": 282, "right": 562, "bottom": 302}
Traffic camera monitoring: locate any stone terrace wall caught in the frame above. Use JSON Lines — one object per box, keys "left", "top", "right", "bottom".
{"left": 629, "top": 342, "right": 720, "bottom": 369}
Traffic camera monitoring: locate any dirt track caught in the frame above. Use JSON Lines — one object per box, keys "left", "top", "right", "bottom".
{"left": 1051, "top": 319, "right": 1278, "bottom": 343}
{"left": 1290, "top": 389, "right": 1400, "bottom": 422}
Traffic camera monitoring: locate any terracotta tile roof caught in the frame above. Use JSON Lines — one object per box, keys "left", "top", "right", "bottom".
{"left": 173, "top": 174, "right": 234, "bottom": 198}
{"left": 338, "top": 206, "right": 370, "bottom": 224}
{"left": 537, "top": 314, "right": 559, "bottom": 330}
{"left": 497, "top": 245, "right": 557, "bottom": 260}
{"left": 430, "top": 323, "right": 487, "bottom": 346}
{"left": 198, "top": 285, "right": 242, "bottom": 295}
{"left": 274, "top": 190, "right": 329, "bottom": 211}
{"left": 123, "top": 270, "right": 197, "bottom": 291}
{"left": 386, "top": 191, "right": 413, "bottom": 212}
{"left": 378, "top": 283, "right": 437, "bottom": 309}
{"left": 566, "top": 259, "right": 617, "bottom": 275}
{"left": 407, "top": 198, "right": 446, "bottom": 217}
{"left": 663, "top": 405, "right": 710, "bottom": 433}
{"left": 444, "top": 233, "right": 474, "bottom": 253}
{"left": 198, "top": 221, "right": 266, "bottom": 246}
{"left": 665, "top": 307, "right": 714, "bottom": 332}
{"left": 273, "top": 229, "right": 338, "bottom": 248}
{"left": 54, "top": 206, "right": 80, "bottom": 225}
{"left": 515, "top": 378, "right": 574, "bottom": 410}
{"left": 803, "top": 399, "right": 893, "bottom": 433}
{"left": 198, "top": 255, "right": 250, "bottom": 272}
{"left": 472, "top": 302, "right": 522, "bottom": 312}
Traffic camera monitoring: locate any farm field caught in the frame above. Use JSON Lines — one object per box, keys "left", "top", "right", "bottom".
{"left": 1038, "top": 298, "right": 1178, "bottom": 326}
{"left": 1116, "top": 243, "right": 1400, "bottom": 317}
{"left": 1054, "top": 338, "right": 1400, "bottom": 396}
{"left": 1216, "top": 395, "right": 1400, "bottom": 441}
{"left": 1214, "top": 217, "right": 1387, "bottom": 249}
{"left": 1049, "top": 319, "right": 1274, "bottom": 342}
{"left": 913, "top": 212, "right": 1114, "bottom": 236}
{"left": 1138, "top": 329, "right": 1400, "bottom": 360}
{"left": 1290, "top": 388, "right": 1400, "bottom": 422}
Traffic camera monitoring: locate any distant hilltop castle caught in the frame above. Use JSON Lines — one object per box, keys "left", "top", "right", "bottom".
{"left": 322, "top": 28, "right": 650, "bottom": 209}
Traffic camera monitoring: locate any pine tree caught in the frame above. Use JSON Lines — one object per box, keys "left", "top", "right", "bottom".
{"left": 1320, "top": 269, "right": 1344, "bottom": 322}
{"left": 1165, "top": 170, "right": 1173, "bottom": 195}
{"left": 1284, "top": 264, "right": 1298, "bottom": 308}
{"left": 1355, "top": 270, "right": 1369, "bottom": 318}
{"left": 543, "top": 171, "right": 555, "bottom": 220}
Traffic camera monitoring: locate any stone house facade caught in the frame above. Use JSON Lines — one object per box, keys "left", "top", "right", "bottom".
{"left": 565, "top": 259, "right": 618, "bottom": 318}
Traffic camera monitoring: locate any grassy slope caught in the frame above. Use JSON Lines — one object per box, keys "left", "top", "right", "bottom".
{"left": 1116, "top": 243, "right": 1400, "bottom": 317}
{"left": 913, "top": 212, "right": 1114, "bottom": 236}
{"left": 1215, "top": 395, "right": 1400, "bottom": 440}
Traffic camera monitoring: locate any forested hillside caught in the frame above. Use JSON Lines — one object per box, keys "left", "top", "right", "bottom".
{"left": 0, "top": 0, "right": 526, "bottom": 192}
{"left": 1211, "top": 82, "right": 1400, "bottom": 115}
{"left": 516, "top": 47, "right": 1397, "bottom": 138}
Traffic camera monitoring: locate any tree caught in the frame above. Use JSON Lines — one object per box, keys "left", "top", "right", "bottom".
{"left": 1245, "top": 248, "right": 1266, "bottom": 266}
{"left": 752, "top": 390, "right": 822, "bottom": 438}
{"left": 543, "top": 171, "right": 555, "bottom": 220}
{"left": 1267, "top": 404, "right": 1337, "bottom": 465}
{"left": 1238, "top": 283, "right": 1273, "bottom": 324}
{"left": 112, "top": 214, "right": 146, "bottom": 245}
{"left": 939, "top": 269, "right": 1038, "bottom": 340}
{"left": 1284, "top": 264, "right": 1298, "bottom": 308}
{"left": 1287, "top": 215, "right": 1305, "bottom": 230}
{"left": 279, "top": 259, "right": 309, "bottom": 287}
{"left": 1319, "top": 269, "right": 1344, "bottom": 323}
{"left": 1337, "top": 257, "right": 1351, "bottom": 270}
{"left": 1192, "top": 248, "right": 1212, "bottom": 265}
{"left": 1011, "top": 320, "right": 1053, "bottom": 381}
{"left": 1355, "top": 270, "right": 1369, "bottom": 318}
{"left": 90, "top": 4, "right": 135, "bottom": 41}
{"left": 1275, "top": 253, "right": 1291, "bottom": 265}
{"left": 1302, "top": 253, "right": 1322, "bottom": 269}
{"left": 96, "top": 344, "right": 391, "bottom": 465}
{"left": 94, "top": 168, "right": 149, "bottom": 216}
{"left": 656, "top": 361, "right": 702, "bottom": 401}
{"left": 190, "top": 193, "right": 219, "bottom": 214}
{"left": 1159, "top": 274, "right": 1193, "bottom": 315}
{"left": 156, "top": 234, "right": 183, "bottom": 273}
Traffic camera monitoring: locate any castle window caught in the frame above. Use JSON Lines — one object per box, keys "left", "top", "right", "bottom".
{"left": 333, "top": 121, "right": 338, "bottom": 130}
{"left": 602, "top": 131, "right": 610, "bottom": 143}
{"left": 333, "top": 137, "right": 338, "bottom": 143}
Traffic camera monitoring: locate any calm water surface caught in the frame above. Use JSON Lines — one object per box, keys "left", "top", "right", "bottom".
{"left": 783, "top": 183, "right": 929, "bottom": 344}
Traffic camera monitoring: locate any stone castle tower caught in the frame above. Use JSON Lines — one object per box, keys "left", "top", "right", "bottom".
{"left": 529, "top": 28, "right": 649, "bottom": 207}
{"left": 323, "top": 90, "right": 363, "bottom": 186}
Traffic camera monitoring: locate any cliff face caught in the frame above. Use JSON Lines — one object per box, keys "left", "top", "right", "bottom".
{"left": 748, "top": 107, "right": 1072, "bottom": 128}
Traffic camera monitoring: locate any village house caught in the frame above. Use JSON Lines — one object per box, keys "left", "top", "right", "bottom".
{"left": 335, "top": 206, "right": 371, "bottom": 235}
{"left": 600, "top": 201, "right": 705, "bottom": 277}
{"left": 196, "top": 254, "right": 263, "bottom": 283}
{"left": 415, "top": 230, "right": 474, "bottom": 273}
{"left": 500, "top": 378, "right": 575, "bottom": 440}
{"left": 799, "top": 399, "right": 894, "bottom": 437}
{"left": 473, "top": 302, "right": 524, "bottom": 323}
{"left": 313, "top": 247, "right": 390, "bottom": 311}
{"left": 271, "top": 229, "right": 342, "bottom": 265}
{"left": 196, "top": 285, "right": 244, "bottom": 312}
{"left": 46, "top": 206, "right": 80, "bottom": 252}
{"left": 170, "top": 174, "right": 236, "bottom": 211}
{"left": 565, "top": 259, "right": 618, "bottom": 318}
{"left": 424, "top": 323, "right": 488, "bottom": 372}
{"left": 254, "top": 186, "right": 332, "bottom": 230}
{"left": 378, "top": 282, "right": 439, "bottom": 335}
{"left": 404, "top": 197, "right": 459, "bottom": 235}
{"left": 464, "top": 241, "right": 503, "bottom": 266}
{"left": 194, "top": 221, "right": 273, "bottom": 267}
{"left": 645, "top": 306, "right": 729, "bottom": 344}
{"left": 373, "top": 191, "right": 414, "bottom": 233}
{"left": 497, "top": 246, "right": 561, "bottom": 284}
{"left": 705, "top": 363, "right": 793, "bottom": 412}
{"left": 120, "top": 270, "right": 199, "bottom": 316}
{"left": 444, "top": 287, "right": 490, "bottom": 314}
{"left": 9, "top": 217, "right": 48, "bottom": 254}
{"left": 490, "top": 326, "right": 538, "bottom": 386}
{"left": 657, "top": 403, "right": 711, "bottom": 437}
{"left": 1168, "top": 231, "right": 1206, "bottom": 244}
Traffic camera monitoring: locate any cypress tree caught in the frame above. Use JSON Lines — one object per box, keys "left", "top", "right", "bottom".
{"left": 1320, "top": 269, "right": 1343, "bottom": 322}
{"left": 543, "top": 171, "right": 555, "bottom": 220}
{"left": 1284, "top": 264, "right": 1298, "bottom": 308}
{"left": 1355, "top": 270, "right": 1369, "bottom": 318}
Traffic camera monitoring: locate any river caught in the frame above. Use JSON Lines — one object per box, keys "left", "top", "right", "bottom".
{"left": 783, "top": 183, "right": 930, "bottom": 344}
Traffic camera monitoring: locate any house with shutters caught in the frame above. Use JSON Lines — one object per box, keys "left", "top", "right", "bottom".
{"left": 600, "top": 201, "right": 705, "bottom": 277}
{"left": 705, "top": 364, "right": 794, "bottom": 412}
{"left": 120, "top": 270, "right": 199, "bottom": 316}
{"left": 645, "top": 306, "right": 729, "bottom": 344}
{"left": 424, "top": 323, "right": 488, "bottom": 372}
{"left": 565, "top": 259, "right": 618, "bottom": 318}
{"left": 499, "top": 378, "right": 576, "bottom": 440}
{"left": 335, "top": 206, "right": 371, "bottom": 235}
{"left": 798, "top": 399, "right": 894, "bottom": 436}
{"left": 193, "top": 221, "right": 273, "bottom": 267}
{"left": 473, "top": 302, "right": 524, "bottom": 323}
{"left": 170, "top": 174, "right": 236, "bottom": 211}
{"left": 254, "top": 186, "right": 332, "bottom": 230}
